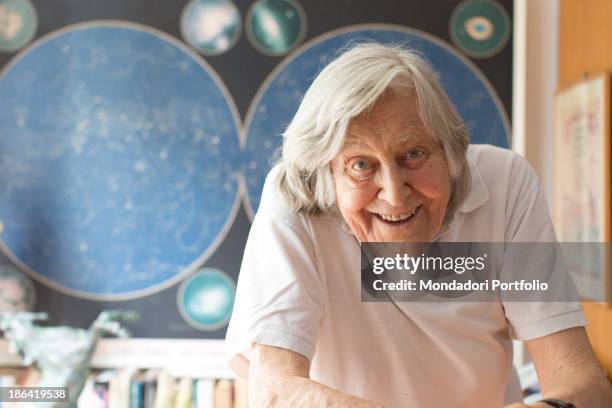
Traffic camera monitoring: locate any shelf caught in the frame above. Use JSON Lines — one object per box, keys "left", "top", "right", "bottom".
{"left": 0, "top": 338, "right": 235, "bottom": 379}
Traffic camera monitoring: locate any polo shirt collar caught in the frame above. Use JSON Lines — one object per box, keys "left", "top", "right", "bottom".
{"left": 457, "top": 154, "right": 489, "bottom": 213}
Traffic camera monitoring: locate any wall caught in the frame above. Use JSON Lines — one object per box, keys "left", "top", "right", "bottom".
{"left": 513, "top": 0, "right": 558, "bottom": 203}
{"left": 559, "top": 0, "right": 612, "bottom": 377}
{"left": 512, "top": 0, "right": 559, "bottom": 367}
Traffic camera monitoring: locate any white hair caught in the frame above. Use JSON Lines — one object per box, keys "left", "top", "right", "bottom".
{"left": 274, "top": 42, "right": 470, "bottom": 224}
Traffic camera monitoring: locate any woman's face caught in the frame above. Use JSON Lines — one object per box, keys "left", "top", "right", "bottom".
{"left": 331, "top": 89, "right": 451, "bottom": 242}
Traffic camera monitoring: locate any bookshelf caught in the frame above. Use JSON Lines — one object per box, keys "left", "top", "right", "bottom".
{"left": 0, "top": 338, "right": 236, "bottom": 380}
{"left": 0, "top": 338, "right": 244, "bottom": 407}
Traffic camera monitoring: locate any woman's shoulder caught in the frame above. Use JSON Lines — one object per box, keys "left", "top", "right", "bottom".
{"left": 467, "top": 144, "right": 529, "bottom": 167}
{"left": 257, "top": 164, "right": 291, "bottom": 215}
{"left": 255, "top": 165, "right": 345, "bottom": 238}
{"left": 254, "top": 165, "right": 315, "bottom": 230}
{"left": 467, "top": 144, "right": 539, "bottom": 189}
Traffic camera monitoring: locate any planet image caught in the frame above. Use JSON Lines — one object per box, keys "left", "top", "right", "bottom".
{"left": 465, "top": 16, "right": 494, "bottom": 41}
{"left": 449, "top": 0, "right": 510, "bottom": 58}
{"left": 0, "top": 264, "right": 35, "bottom": 312}
{"left": 0, "top": 21, "right": 241, "bottom": 299}
{"left": 177, "top": 268, "right": 235, "bottom": 331}
{"left": 242, "top": 25, "right": 510, "bottom": 216}
{"left": 180, "top": 0, "right": 241, "bottom": 56}
{"left": 0, "top": 0, "right": 37, "bottom": 52}
{"left": 246, "top": 0, "right": 306, "bottom": 56}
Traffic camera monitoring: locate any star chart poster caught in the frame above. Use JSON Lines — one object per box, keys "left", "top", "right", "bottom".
{"left": 0, "top": 0, "right": 512, "bottom": 338}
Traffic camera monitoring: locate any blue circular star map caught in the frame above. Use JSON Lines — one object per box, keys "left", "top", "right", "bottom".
{"left": 242, "top": 25, "right": 510, "bottom": 216}
{"left": 0, "top": 22, "right": 241, "bottom": 299}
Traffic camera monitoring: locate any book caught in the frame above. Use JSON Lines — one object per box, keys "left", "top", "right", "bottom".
{"left": 130, "top": 371, "right": 146, "bottom": 408}
{"left": 173, "top": 377, "right": 192, "bottom": 408}
{"left": 153, "top": 369, "right": 176, "bottom": 408}
{"left": 78, "top": 372, "right": 107, "bottom": 408}
{"left": 234, "top": 377, "right": 249, "bottom": 408}
{"left": 142, "top": 369, "right": 160, "bottom": 408}
{"left": 109, "top": 367, "right": 138, "bottom": 408}
{"left": 214, "top": 379, "right": 233, "bottom": 408}
{"left": 92, "top": 369, "right": 116, "bottom": 408}
{"left": 195, "top": 379, "right": 215, "bottom": 408}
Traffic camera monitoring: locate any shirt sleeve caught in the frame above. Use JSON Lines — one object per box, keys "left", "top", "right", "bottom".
{"left": 501, "top": 153, "right": 586, "bottom": 341}
{"left": 225, "top": 174, "right": 324, "bottom": 379}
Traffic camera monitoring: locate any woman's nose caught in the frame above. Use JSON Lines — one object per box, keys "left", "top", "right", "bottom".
{"left": 376, "top": 165, "right": 412, "bottom": 208}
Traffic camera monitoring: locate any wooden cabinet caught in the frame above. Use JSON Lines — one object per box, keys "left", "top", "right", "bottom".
{"left": 559, "top": 0, "right": 612, "bottom": 378}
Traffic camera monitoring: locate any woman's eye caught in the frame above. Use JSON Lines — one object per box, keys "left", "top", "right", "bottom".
{"left": 351, "top": 159, "right": 373, "bottom": 171}
{"left": 406, "top": 149, "right": 425, "bottom": 161}
{"left": 404, "top": 148, "right": 429, "bottom": 167}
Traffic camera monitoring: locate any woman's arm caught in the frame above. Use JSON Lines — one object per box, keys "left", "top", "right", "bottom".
{"left": 249, "top": 343, "right": 385, "bottom": 408}
{"left": 505, "top": 326, "right": 612, "bottom": 407}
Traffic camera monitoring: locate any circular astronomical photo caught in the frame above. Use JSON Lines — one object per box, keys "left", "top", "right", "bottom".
{"left": 0, "top": 0, "right": 37, "bottom": 52}
{"left": 246, "top": 0, "right": 306, "bottom": 56}
{"left": 177, "top": 268, "right": 235, "bottom": 331}
{"left": 449, "top": 0, "right": 510, "bottom": 58}
{"left": 180, "top": 0, "right": 242, "bottom": 56}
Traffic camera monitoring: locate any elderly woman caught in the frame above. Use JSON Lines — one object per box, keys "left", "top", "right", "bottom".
{"left": 226, "top": 43, "right": 612, "bottom": 407}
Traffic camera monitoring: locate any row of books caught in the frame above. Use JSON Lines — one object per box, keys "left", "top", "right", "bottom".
{"left": 78, "top": 368, "right": 249, "bottom": 408}
{"left": 0, "top": 367, "right": 247, "bottom": 408}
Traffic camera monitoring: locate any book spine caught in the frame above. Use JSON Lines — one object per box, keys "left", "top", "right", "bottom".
{"left": 214, "top": 379, "right": 234, "bottom": 408}
{"left": 143, "top": 379, "right": 157, "bottom": 408}
{"left": 130, "top": 379, "right": 144, "bottom": 408}
{"left": 196, "top": 379, "right": 215, "bottom": 408}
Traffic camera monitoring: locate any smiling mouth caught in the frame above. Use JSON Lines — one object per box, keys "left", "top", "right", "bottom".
{"left": 373, "top": 205, "right": 422, "bottom": 225}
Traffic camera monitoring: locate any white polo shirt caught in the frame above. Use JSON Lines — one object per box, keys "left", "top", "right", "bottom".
{"left": 225, "top": 144, "right": 585, "bottom": 407}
